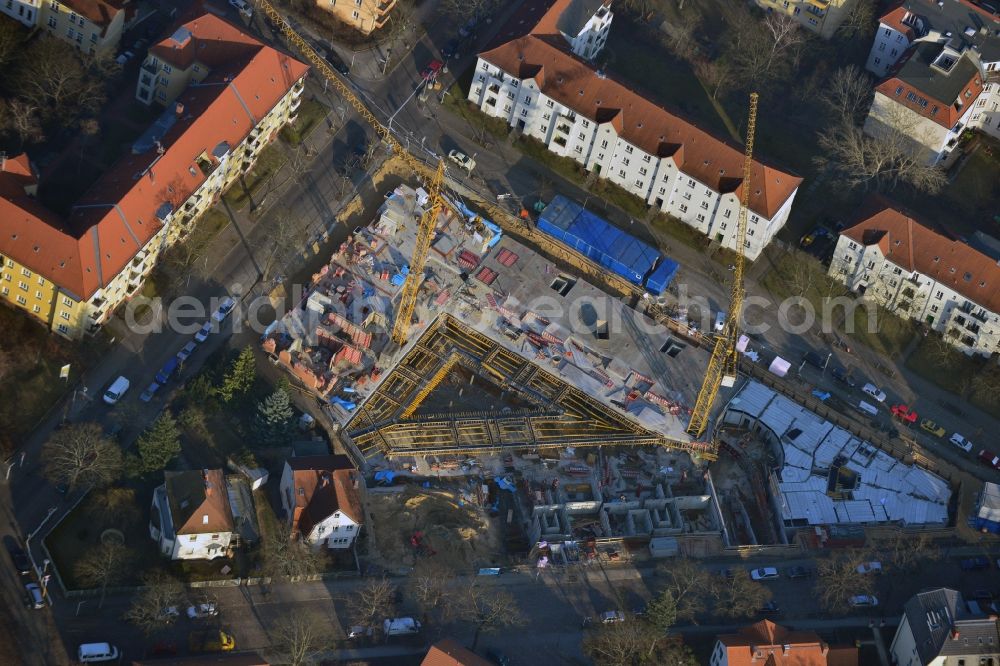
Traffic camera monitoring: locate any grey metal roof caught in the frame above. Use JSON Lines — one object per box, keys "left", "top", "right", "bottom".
{"left": 895, "top": 43, "right": 982, "bottom": 104}
{"left": 903, "top": 588, "right": 1000, "bottom": 665}
{"left": 556, "top": 0, "right": 607, "bottom": 37}
{"left": 893, "top": 0, "right": 1000, "bottom": 62}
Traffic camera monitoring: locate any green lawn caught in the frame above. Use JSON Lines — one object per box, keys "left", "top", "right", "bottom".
{"left": 847, "top": 304, "right": 917, "bottom": 360}
{"left": 906, "top": 335, "right": 1000, "bottom": 415}
{"left": 222, "top": 144, "right": 287, "bottom": 210}
{"left": 280, "top": 98, "right": 328, "bottom": 146}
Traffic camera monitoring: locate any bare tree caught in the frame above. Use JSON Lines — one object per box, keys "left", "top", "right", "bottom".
{"left": 869, "top": 533, "right": 940, "bottom": 573}
{"left": 836, "top": 0, "right": 876, "bottom": 40}
{"left": 583, "top": 621, "right": 698, "bottom": 666}
{"left": 42, "top": 422, "right": 123, "bottom": 491}
{"left": 87, "top": 487, "right": 140, "bottom": 529}
{"left": 0, "top": 98, "right": 45, "bottom": 147}
{"left": 693, "top": 58, "right": 732, "bottom": 101}
{"left": 123, "top": 572, "right": 186, "bottom": 635}
{"left": 723, "top": 6, "right": 805, "bottom": 89}
{"left": 819, "top": 66, "right": 874, "bottom": 127}
{"left": 0, "top": 18, "right": 23, "bottom": 69}
{"left": 654, "top": 558, "right": 713, "bottom": 622}
{"left": 259, "top": 524, "right": 325, "bottom": 579}
{"left": 268, "top": 612, "right": 333, "bottom": 666}
{"left": 437, "top": 0, "right": 495, "bottom": 23}
{"left": 816, "top": 555, "right": 873, "bottom": 613}
{"left": 75, "top": 542, "right": 133, "bottom": 608}
{"left": 459, "top": 583, "right": 523, "bottom": 652}
{"left": 659, "top": 7, "right": 704, "bottom": 63}
{"left": 14, "top": 39, "right": 105, "bottom": 123}
{"left": 709, "top": 570, "right": 772, "bottom": 619}
{"left": 345, "top": 577, "right": 397, "bottom": 629}
{"left": 815, "top": 117, "right": 947, "bottom": 194}
{"left": 405, "top": 559, "right": 457, "bottom": 625}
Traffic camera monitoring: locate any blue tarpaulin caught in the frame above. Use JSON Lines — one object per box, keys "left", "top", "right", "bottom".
{"left": 537, "top": 195, "right": 679, "bottom": 294}
{"left": 496, "top": 477, "right": 516, "bottom": 492}
{"left": 330, "top": 396, "right": 357, "bottom": 411}
{"left": 374, "top": 470, "right": 396, "bottom": 484}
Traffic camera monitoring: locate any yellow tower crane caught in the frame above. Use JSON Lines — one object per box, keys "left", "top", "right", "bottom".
{"left": 686, "top": 93, "right": 759, "bottom": 441}
{"left": 255, "top": 0, "right": 452, "bottom": 345}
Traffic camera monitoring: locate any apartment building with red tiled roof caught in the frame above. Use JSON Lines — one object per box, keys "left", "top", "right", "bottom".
{"left": 0, "top": 12, "right": 308, "bottom": 339}
{"left": 864, "top": 1, "right": 1000, "bottom": 165}
{"left": 312, "top": 0, "right": 396, "bottom": 36}
{"left": 828, "top": 197, "right": 1000, "bottom": 356}
{"left": 468, "top": 21, "right": 801, "bottom": 259}
{"left": 709, "top": 620, "right": 858, "bottom": 666}
{"left": 0, "top": 0, "right": 131, "bottom": 53}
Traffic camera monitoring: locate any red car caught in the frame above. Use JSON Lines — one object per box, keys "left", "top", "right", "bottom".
{"left": 979, "top": 449, "right": 1000, "bottom": 470}
{"left": 421, "top": 59, "right": 443, "bottom": 80}
{"left": 890, "top": 404, "right": 917, "bottom": 424}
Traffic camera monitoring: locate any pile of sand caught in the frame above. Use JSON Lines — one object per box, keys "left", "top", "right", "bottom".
{"left": 367, "top": 486, "right": 502, "bottom": 571}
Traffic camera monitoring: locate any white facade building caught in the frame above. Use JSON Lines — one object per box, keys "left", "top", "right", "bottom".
{"left": 149, "top": 470, "right": 235, "bottom": 561}
{"left": 468, "top": 36, "right": 800, "bottom": 260}
{"left": 1, "top": 0, "right": 39, "bottom": 26}
{"left": 864, "top": 1, "right": 1000, "bottom": 163}
{"left": 828, "top": 201, "right": 1000, "bottom": 357}
{"left": 280, "top": 455, "right": 364, "bottom": 550}
{"left": 890, "top": 589, "right": 1000, "bottom": 666}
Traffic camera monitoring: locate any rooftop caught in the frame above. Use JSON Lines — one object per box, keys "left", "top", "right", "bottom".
{"left": 902, "top": 588, "right": 1000, "bottom": 664}
{"left": 478, "top": 35, "right": 801, "bottom": 219}
{"left": 0, "top": 13, "right": 308, "bottom": 301}
{"left": 285, "top": 455, "right": 363, "bottom": 537}
{"left": 881, "top": 0, "right": 1000, "bottom": 63}
{"left": 876, "top": 43, "right": 983, "bottom": 129}
{"left": 59, "top": 0, "right": 126, "bottom": 29}
{"left": 727, "top": 381, "right": 950, "bottom": 527}
{"left": 715, "top": 619, "right": 857, "bottom": 666}
{"left": 421, "top": 639, "right": 493, "bottom": 666}
{"left": 164, "top": 469, "right": 234, "bottom": 535}
{"left": 843, "top": 198, "right": 1000, "bottom": 314}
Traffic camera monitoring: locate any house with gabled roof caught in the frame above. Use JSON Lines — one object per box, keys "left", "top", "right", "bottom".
{"left": 467, "top": 0, "right": 800, "bottom": 260}
{"left": 150, "top": 469, "right": 235, "bottom": 560}
{"left": 864, "top": 1, "right": 1000, "bottom": 165}
{"left": 279, "top": 455, "right": 364, "bottom": 550}
{"left": 709, "top": 619, "right": 858, "bottom": 665}
{"left": 828, "top": 197, "right": 1000, "bottom": 356}
{"left": 890, "top": 588, "right": 1000, "bottom": 666}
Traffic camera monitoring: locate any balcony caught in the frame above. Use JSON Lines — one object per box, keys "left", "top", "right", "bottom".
{"left": 959, "top": 300, "right": 989, "bottom": 323}
{"left": 487, "top": 83, "right": 500, "bottom": 94}
{"left": 376, "top": 0, "right": 396, "bottom": 15}
{"left": 141, "top": 61, "right": 157, "bottom": 76}
{"left": 555, "top": 123, "right": 571, "bottom": 134}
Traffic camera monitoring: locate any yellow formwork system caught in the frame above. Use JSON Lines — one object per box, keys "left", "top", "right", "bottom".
{"left": 400, "top": 350, "right": 460, "bottom": 419}
{"left": 686, "top": 93, "right": 759, "bottom": 442}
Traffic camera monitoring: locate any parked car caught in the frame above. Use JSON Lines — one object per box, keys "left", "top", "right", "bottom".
{"left": 786, "top": 566, "right": 811, "bottom": 579}
{"left": 862, "top": 382, "right": 886, "bottom": 403}
{"left": 758, "top": 601, "right": 781, "bottom": 615}
{"left": 229, "top": 0, "right": 252, "bottom": 17}
{"left": 114, "top": 50, "right": 134, "bottom": 66}
{"left": 5, "top": 538, "right": 31, "bottom": 576}
{"left": 447, "top": 149, "right": 476, "bottom": 172}
{"left": 849, "top": 595, "right": 879, "bottom": 607}
{"left": 421, "top": 59, "right": 444, "bottom": 80}
{"left": 920, "top": 419, "right": 946, "bottom": 437}
{"left": 155, "top": 356, "right": 180, "bottom": 384}
{"left": 187, "top": 603, "right": 219, "bottom": 619}
{"left": 139, "top": 381, "right": 161, "bottom": 403}
{"left": 890, "top": 404, "right": 917, "bottom": 424}
{"left": 980, "top": 450, "right": 1000, "bottom": 470}
{"left": 960, "top": 556, "right": 991, "bottom": 572}
{"left": 750, "top": 567, "right": 779, "bottom": 581}
{"left": 24, "top": 582, "right": 44, "bottom": 609}
{"left": 831, "top": 366, "right": 855, "bottom": 387}
{"left": 176, "top": 341, "right": 198, "bottom": 364}
{"left": 856, "top": 561, "right": 883, "bottom": 575}
{"left": 102, "top": 375, "right": 130, "bottom": 405}
{"left": 212, "top": 296, "right": 236, "bottom": 322}
{"left": 323, "top": 49, "right": 350, "bottom": 76}
{"left": 189, "top": 630, "right": 235, "bottom": 652}
{"left": 441, "top": 37, "right": 461, "bottom": 60}
{"left": 194, "top": 321, "right": 213, "bottom": 343}
{"left": 802, "top": 351, "right": 827, "bottom": 370}
{"left": 600, "top": 610, "right": 626, "bottom": 624}
{"left": 949, "top": 433, "right": 973, "bottom": 453}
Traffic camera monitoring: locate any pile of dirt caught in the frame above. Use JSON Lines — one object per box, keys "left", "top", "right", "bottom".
{"left": 367, "top": 485, "right": 502, "bottom": 571}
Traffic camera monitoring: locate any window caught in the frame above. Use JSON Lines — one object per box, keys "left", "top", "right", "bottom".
{"left": 481, "top": 62, "right": 489, "bottom": 71}
{"left": 639, "top": 167, "right": 647, "bottom": 176}
{"left": 575, "top": 146, "right": 582, "bottom": 153}
{"left": 76, "top": 32, "right": 82, "bottom": 43}
{"left": 679, "top": 204, "right": 688, "bottom": 213}
{"left": 894, "top": 86, "right": 903, "bottom": 95}
{"left": 890, "top": 48, "right": 897, "bottom": 57}
{"left": 18, "top": 281, "right": 27, "bottom": 291}
{"left": 578, "top": 132, "right": 585, "bottom": 139}
{"left": 618, "top": 170, "right": 626, "bottom": 178}
{"left": 63, "top": 296, "right": 72, "bottom": 306}
{"left": 507, "top": 91, "right": 515, "bottom": 99}
{"left": 683, "top": 192, "right": 691, "bottom": 201}
{"left": 35, "top": 291, "right": 42, "bottom": 299}
{"left": 723, "top": 209, "right": 731, "bottom": 218}
{"left": 66, "top": 28, "right": 73, "bottom": 37}
{"left": 523, "top": 95, "right": 531, "bottom": 104}
{"left": 936, "top": 291, "right": 944, "bottom": 299}
{"left": 884, "top": 28, "right": 891, "bottom": 36}
{"left": 32, "top": 305, "right": 40, "bottom": 314}
{"left": 879, "top": 43, "right": 886, "bottom": 52}
{"left": 700, "top": 201, "right": 709, "bottom": 210}
{"left": 642, "top": 155, "right": 651, "bottom": 163}
{"left": 0, "top": 287, "right": 6, "bottom": 295}
{"left": 600, "top": 139, "right": 608, "bottom": 148}
{"left": 634, "top": 179, "right": 643, "bottom": 188}
{"left": 622, "top": 157, "right": 630, "bottom": 166}
{"left": 658, "top": 187, "right": 666, "bottom": 195}
{"left": 931, "top": 305, "right": 939, "bottom": 313}
{"left": 47, "top": 15, "right": 56, "bottom": 27}
{"left": 581, "top": 120, "right": 589, "bottom": 128}
{"left": 687, "top": 179, "right": 695, "bottom": 188}
{"left": 16, "top": 295, "right": 26, "bottom": 305}
{"left": 874, "top": 57, "right": 881, "bottom": 66}
{"left": 625, "top": 145, "right": 633, "bottom": 154}
{"left": 545, "top": 99, "right": 554, "bottom": 108}
{"left": 162, "top": 64, "right": 172, "bottom": 74}
{"left": 748, "top": 229, "right": 755, "bottom": 237}
{"left": 346, "top": 525, "right": 354, "bottom": 531}
{"left": 696, "top": 213, "right": 705, "bottom": 222}
{"left": 351, "top": 9, "right": 359, "bottom": 17}
{"left": 37, "top": 276, "right": 44, "bottom": 286}
{"left": 521, "top": 109, "right": 528, "bottom": 117}
{"left": 189, "top": 535, "right": 197, "bottom": 542}
{"left": 60, "top": 312, "right": 70, "bottom": 321}
{"left": 90, "top": 32, "right": 97, "bottom": 43}
{"left": 57, "top": 324, "right": 68, "bottom": 334}
{"left": 68, "top": 11, "right": 76, "bottom": 21}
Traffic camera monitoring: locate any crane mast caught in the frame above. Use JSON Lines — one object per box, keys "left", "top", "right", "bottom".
{"left": 686, "top": 93, "right": 759, "bottom": 441}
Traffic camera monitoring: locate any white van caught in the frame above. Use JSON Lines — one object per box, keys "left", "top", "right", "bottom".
{"left": 78, "top": 643, "right": 120, "bottom": 663}
{"left": 714, "top": 311, "right": 727, "bottom": 332}
{"left": 857, "top": 400, "right": 879, "bottom": 417}
{"left": 383, "top": 617, "right": 421, "bottom": 636}
{"left": 102, "top": 376, "right": 130, "bottom": 405}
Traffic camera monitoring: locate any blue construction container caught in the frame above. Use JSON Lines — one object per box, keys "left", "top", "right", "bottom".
{"left": 536, "top": 195, "right": 678, "bottom": 294}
